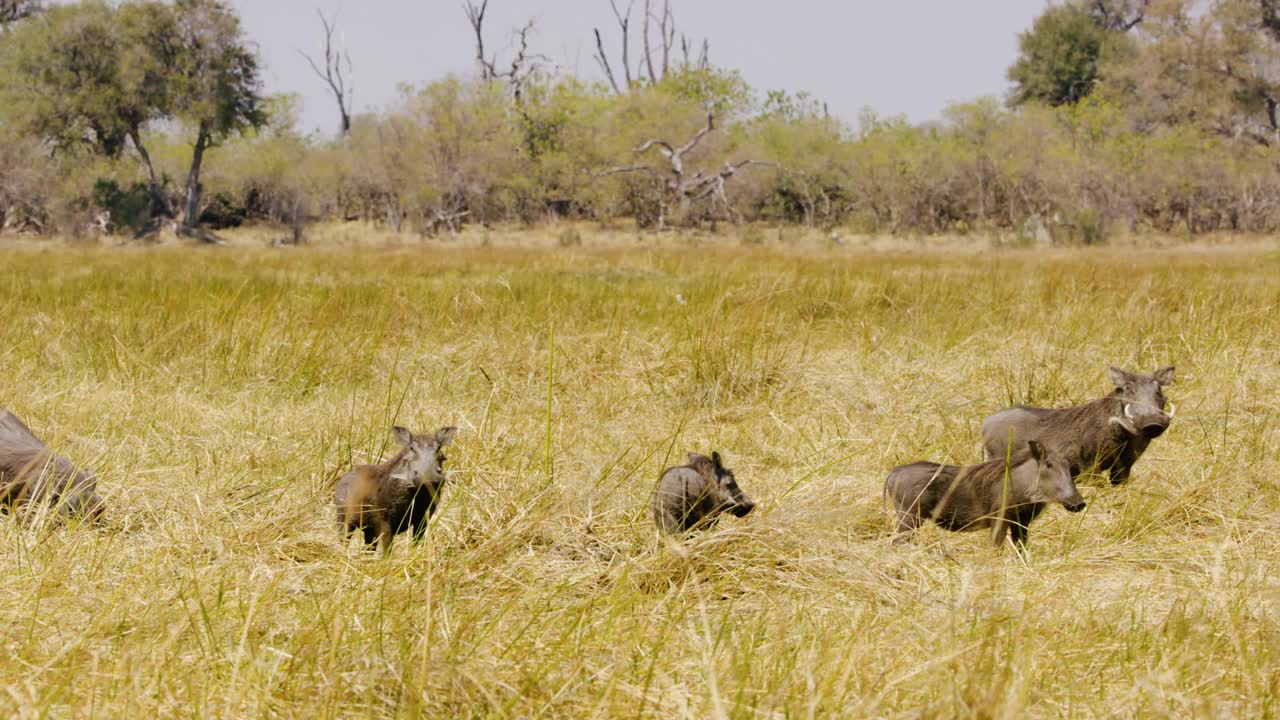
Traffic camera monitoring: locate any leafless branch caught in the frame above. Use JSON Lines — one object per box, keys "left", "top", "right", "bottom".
{"left": 463, "top": 0, "right": 496, "bottom": 80}
{"left": 300, "top": 8, "right": 353, "bottom": 139}
{"left": 593, "top": 28, "right": 622, "bottom": 94}
{"left": 610, "top": 0, "right": 634, "bottom": 88}
{"left": 642, "top": 0, "right": 657, "bottom": 84}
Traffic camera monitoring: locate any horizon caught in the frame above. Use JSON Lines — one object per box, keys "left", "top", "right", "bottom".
{"left": 231, "top": 0, "right": 1046, "bottom": 137}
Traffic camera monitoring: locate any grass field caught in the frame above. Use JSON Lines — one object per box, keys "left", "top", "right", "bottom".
{"left": 1, "top": 234, "right": 1278, "bottom": 718}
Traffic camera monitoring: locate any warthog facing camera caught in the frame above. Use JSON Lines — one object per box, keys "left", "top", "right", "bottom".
{"left": 982, "top": 366, "right": 1175, "bottom": 485}
{"left": 335, "top": 425, "right": 457, "bottom": 554}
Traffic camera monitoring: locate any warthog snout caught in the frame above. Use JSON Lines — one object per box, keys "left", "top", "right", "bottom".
{"left": 1065, "top": 499, "right": 1087, "bottom": 513}
{"left": 1141, "top": 422, "right": 1167, "bottom": 439}
{"left": 730, "top": 500, "right": 755, "bottom": 518}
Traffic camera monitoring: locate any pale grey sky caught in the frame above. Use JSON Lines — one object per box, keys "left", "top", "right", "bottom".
{"left": 230, "top": 0, "right": 1048, "bottom": 137}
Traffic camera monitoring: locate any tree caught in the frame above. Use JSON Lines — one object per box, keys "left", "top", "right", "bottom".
{"left": 593, "top": 0, "right": 707, "bottom": 95}
{"left": 159, "top": 0, "right": 266, "bottom": 232}
{"left": 0, "top": 0, "right": 40, "bottom": 31}
{"left": 1008, "top": 3, "right": 1128, "bottom": 106}
{"left": 601, "top": 104, "right": 768, "bottom": 228}
{"left": 301, "top": 8, "right": 353, "bottom": 140}
{"left": 462, "top": 0, "right": 544, "bottom": 102}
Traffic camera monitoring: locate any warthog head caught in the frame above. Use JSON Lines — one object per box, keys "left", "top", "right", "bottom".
{"left": 390, "top": 425, "right": 458, "bottom": 486}
{"left": 1027, "top": 440, "right": 1086, "bottom": 513}
{"left": 1108, "top": 366, "right": 1176, "bottom": 440}
{"left": 699, "top": 451, "right": 755, "bottom": 518}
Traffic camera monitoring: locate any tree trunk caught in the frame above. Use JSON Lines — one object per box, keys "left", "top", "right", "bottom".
{"left": 183, "top": 123, "right": 210, "bottom": 228}
{"left": 129, "top": 128, "right": 167, "bottom": 221}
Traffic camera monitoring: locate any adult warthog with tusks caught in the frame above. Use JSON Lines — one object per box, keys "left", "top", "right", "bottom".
{"left": 981, "top": 366, "right": 1175, "bottom": 485}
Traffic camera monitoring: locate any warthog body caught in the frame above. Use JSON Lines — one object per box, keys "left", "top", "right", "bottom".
{"left": 334, "top": 425, "right": 457, "bottom": 554}
{"left": 982, "top": 366, "right": 1175, "bottom": 485}
{"left": 653, "top": 451, "right": 755, "bottom": 534}
{"left": 885, "top": 440, "right": 1083, "bottom": 546}
{"left": 0, "top": 408, "right": 103, "bottom": 519}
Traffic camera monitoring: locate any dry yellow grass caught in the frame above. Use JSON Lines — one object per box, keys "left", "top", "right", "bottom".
{"left": 0, "top": 232, "right": 1277, "bottom": 717}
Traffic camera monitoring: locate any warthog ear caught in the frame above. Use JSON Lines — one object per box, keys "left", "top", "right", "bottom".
{"left": 1108, "top": 366, "right": 1133, "bottom": 388}
{"left": 1028, "top": 440, "right": 1045, "bottom": 462}
{"left": 711, "top": 451, "right": 725, "bottom": 471}
{"left": 687, "top": 452, "right": 707, "bottom": 467}
{"left": 435, "top": 426, "right": 458, "bottom": 446}
{"left": 391, "top": 426, "right": 413, "bottom": 446}
{"left": 1154, "top": 366, "right": 1176, "bottom": 385}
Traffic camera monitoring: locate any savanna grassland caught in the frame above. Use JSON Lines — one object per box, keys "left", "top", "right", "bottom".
{"left": 1, "top": 232, "right": 1278, "bottom": 718}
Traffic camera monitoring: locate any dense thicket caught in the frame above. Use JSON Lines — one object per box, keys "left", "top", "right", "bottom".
{"left": 3, "top": 0, "right": 1280, "bottom": 241}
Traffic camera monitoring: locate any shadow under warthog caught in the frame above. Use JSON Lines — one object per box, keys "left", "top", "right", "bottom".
{"left": 0, "top": 408, "right": 104, "bottom": 520}
{"left": 982, "top": 366, "right": 1175, "bottom": 485}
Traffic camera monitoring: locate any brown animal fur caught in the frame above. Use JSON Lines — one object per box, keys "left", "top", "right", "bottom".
{"left": 334, "top": 425, "right": 456, "bottom": 554}
{"left": 884, "top": 441, "right": 1084, "bottom": 547}
{"left": 0, "top": 408, "right": 103, "bottom": 519}
{"left": 982, "top": 366, "right": 1175, "bottom": 485}
{"left": 653, "top": 451, "right": 755, "bottom": 534}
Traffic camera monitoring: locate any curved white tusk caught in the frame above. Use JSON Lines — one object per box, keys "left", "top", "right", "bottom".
{"left": 1124, "top": 403, "right": 1136, "bottom": 419}
{"left": 1109, "top": 416, "right": 1139, "bottom": 434}
{"left": 1166, "top": 402, "right": 1176, "bottom": 418}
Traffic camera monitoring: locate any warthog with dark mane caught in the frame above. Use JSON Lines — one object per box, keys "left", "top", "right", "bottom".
{"left": 0, "top": 408, "right": 103, "bottom": 519}
{"left": 982, "top": 366, "right": 1175, "bottom": 485}
{"left": 653, "top": 451, "right": 755, "bottom": 534}
{"left": 885, "top": 440, "right": 1084, "bottom": 547}
{"left": 335, "top": 425, "right": 457, "bottom": 554}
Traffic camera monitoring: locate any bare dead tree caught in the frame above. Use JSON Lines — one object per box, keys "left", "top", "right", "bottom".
{"left": 594, "top": 28, "right": 623, "bottom": 94}
{"left": 464, "top": 0, "right": 494, "bottom": 80}
{"left": 463, "top": 1, "right": 545, "bottom": 102}
{"left": 300, "top": 8, "right": 354, "bottom": 139}
{"left": 599, "top": 108, "right": 770, "bottom": 228}
{"left": 594, "top": 0, "right": 705, "bottom": 95}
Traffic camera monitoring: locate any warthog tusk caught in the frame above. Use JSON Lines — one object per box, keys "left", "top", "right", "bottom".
{"left": 1124, "top": 403, "right": 1136, "bottom": 420}
{"left": 1109, "top": 416, "right": 1139, "bottom": 434}
{"left": 1166, "top": 402, "right": 1176, "bottom": 418}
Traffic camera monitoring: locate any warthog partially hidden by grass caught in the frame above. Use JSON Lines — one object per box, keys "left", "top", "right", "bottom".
{"left": 982, "top": 366, "right": 1175, "bottom": 485}
{"left": 653, "top": 451, "right": 755, "bottom": 534}
{"left": 334, "top": 425, "right": 457, "bottom": 554}
{"left": 0, "top": 408, "right": 103, "bottom": 520}
{"left": 885, "top": 440, "right": 1084, "bottom": 547}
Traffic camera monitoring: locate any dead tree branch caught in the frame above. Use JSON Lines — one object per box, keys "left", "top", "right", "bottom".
{"left": 463, "top": 2, "right": 545, "bottom": 101}
{"left": 594, "top": 28, "right": 622, "bottom": 94}
{"left": 598, "top": 109, "right": 768, "bottom": 227}
{"left": 463, "top": 0, "right": 495, "bottom": 80}
{"left": 300, "top": 8, "right": 354, "bottom": 139}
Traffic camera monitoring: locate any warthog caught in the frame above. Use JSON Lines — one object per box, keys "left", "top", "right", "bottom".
{"left": 334, "top": 425, "right": 457, "bottom": 554}
{"left": 885, "top": 440, "right": 1084, "bottom": 547}
{"left": 653, "top": 451, "right": 755, "bottom": 534}
{"left": 982, "top": 366, "right": 1175, "bottom": 485}
{"left": 0, "top": 408, "right": 103, "bottom": 519}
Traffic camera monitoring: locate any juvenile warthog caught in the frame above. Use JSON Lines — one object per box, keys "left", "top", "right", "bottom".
{"left": 982, "top": 366, "right": 1175, "bottom": 485}
{"left": 885, "top": 440, "right": 1084, "bottom": 547}
{"left": 653, "top": 451, "right": 755, "bottom": 534}
{"left": 0, "top": 408, "right": 103, "bottom": 519}
{"left": 334, "top": 425, "right": 457, "bottom": 554}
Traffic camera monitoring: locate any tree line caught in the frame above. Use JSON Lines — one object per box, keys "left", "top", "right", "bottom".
{"left": 2, "top": 0, "right": 1280, "bottom": 243}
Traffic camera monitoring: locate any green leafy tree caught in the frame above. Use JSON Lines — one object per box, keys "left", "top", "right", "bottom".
{"left": 154, "top": 0, "right": 266, "bottom": 229}
{"left": 1008, "top": 3, "right": 1129, "bottom": 106}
